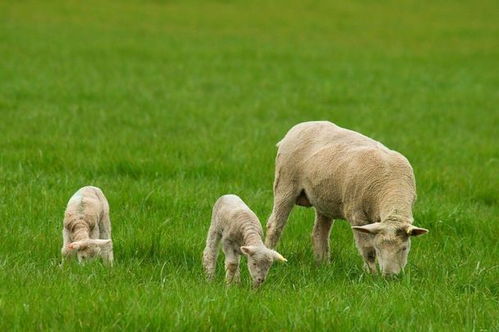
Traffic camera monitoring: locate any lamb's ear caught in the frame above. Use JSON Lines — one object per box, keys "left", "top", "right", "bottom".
{"left": 272, "top": 250, "right": 287, "bottom": 263}
{"left": 352, "top": 223, "right": 383, "bottom": 235}
{"left": 88, "top": 239, "right": 112, "bottom": 248}
{"left": 66, "top": 241, "right": 83, "bottom": 250}
{"left": 240, "top": 246, "right": 257, "bottom": 256}
{"left": 61, "top": 246, "right": 73, "bottom": 256}
{"left": 407, "top": 226, "right": 429, "bottom": 237}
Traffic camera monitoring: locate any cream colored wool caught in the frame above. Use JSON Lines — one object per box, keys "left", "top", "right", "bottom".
{"left": 61, "top": 186, "right": 113, "bottom": 266}
{"left": 265, "top": 121, "right": 428, "bottom": 275}
{"left": 203, "top": 195, "right": 287, "bottom": 287}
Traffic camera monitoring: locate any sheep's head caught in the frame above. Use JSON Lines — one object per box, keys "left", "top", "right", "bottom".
{"left": 63, "top": 239, "right": 112, "bottom": 263}
{"left": 240, "top": 245, "right": 287, "bottom": 287}
{"left": 352, "top": 222, "right": 428, "bottom": 276}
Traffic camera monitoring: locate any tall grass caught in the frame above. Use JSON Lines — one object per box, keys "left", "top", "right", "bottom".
{"left": 0, "top": 0, "right": 497, "bottom": 330}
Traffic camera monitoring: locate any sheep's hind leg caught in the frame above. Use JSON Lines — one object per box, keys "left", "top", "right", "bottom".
{"left": 265, "top": 173, "right": 299, "bottom": 249}
{"left": 202, "top": 226, "right": 221, "bottom": 280}
{"left": 223, "top": 241, "right": 241, "bottom": 285}
{"left": 312, "top": 211, "right": 334, "bottom": 264}
{"left": 265, "top": 195, "right": 296, "bottom": 249}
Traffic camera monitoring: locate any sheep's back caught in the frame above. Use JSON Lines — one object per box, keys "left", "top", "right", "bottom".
{"left": 276, "top": 121, "right": 415, "bottom": 218}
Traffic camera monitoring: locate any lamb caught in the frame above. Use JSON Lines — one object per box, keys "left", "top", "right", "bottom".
{"left": 265, "top": 121, "right": 428, "bottom": 276}
{"left": 61, "top": 186, "right": 114, "bottom": 266}
{"left": 203, "top": 194, "right": 287, "bottom": 287}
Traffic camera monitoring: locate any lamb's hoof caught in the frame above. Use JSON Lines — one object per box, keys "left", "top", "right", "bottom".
{"left": 363, "top": 263, "right": 377, "bottom": 274}
{"left": 314, "top": 254, "right": 331, "bottom": 265}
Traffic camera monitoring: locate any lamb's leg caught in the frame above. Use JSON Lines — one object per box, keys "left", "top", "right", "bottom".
{"left": 353, "top": 231, "right": 377, "bottom": 274}
{"left": 202, "top": 225, "right": 221, "bottom": 280}
{"left": 61, "top": 228, "right": 71, "bottom": 264}
{"left": 98, "top": 199, "right": 112, "bottom": 240}
{"left": 223, "top": 241, "right": 241, "bottom": 285}
{"left": 311, "top": 211, "right": 334, "bottom": 264}
{"left": 99, "top": 213, "right": 114, "bottom": 267}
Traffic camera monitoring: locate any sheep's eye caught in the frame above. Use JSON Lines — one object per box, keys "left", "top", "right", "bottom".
{"left": 401, "top": 247, "right": 407, "bottom": 251}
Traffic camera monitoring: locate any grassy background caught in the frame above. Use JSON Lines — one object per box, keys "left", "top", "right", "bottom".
{"left": 0, "top": 0, "right": 498, "bottom": 330}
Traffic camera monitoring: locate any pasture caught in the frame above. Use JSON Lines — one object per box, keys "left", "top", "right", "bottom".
{"left": 0, "top": 0, "right": 498, "bottom": 330}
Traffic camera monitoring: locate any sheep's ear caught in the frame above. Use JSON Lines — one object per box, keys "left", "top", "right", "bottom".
{"left": 88, "top": 239, "right": 112, "bottom": 248}
{"left": 352, "top": 223, "right": 383, "bottom": 235}
{"left": 407, "top": 226, "right": 428, "bottom": 237}
{"left": 240, "top": 246, "right": 257, "bottom": 256}
{"left": 272, "top": 251, "right": 287, "bottom": 263}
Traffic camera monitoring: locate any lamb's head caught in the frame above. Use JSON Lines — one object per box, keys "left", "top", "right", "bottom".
{"left": 64, "top": 239, "right": 112, "bottom": 263}
{"left": 352, "top": 222, "right": 428, "bottom": 276}
{"left": 240, "top": 245, "right": 287, "bottom": 287}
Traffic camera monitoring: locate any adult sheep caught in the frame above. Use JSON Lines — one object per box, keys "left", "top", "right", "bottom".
{"left": 265, "top": 121, "right": 428, "bottom": 276}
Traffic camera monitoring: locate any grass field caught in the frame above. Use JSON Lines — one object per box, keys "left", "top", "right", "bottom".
{"left": 1, "top": 0, "right": 498, "bottom": 330}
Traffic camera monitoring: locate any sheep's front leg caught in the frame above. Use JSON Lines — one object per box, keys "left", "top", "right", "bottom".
{"left": 223, "top": 241, "right": 241, "bottom": 285}
{"left": 353, "top": 231, "right": 377, "bottom": 274}
{"left": 311, "top": 211, "right": 334, "bottom": 264}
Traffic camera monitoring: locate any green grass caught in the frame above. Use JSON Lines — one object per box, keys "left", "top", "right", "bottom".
{"left": 0, "top": 0, "right": 498, "bottom": 330}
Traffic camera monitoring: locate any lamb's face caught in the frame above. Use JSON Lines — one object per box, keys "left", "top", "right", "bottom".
{"left": 240, "top": 245, "right": 287, "bottom": 287}
{"left": 63, "top": 239, "right": 112, "bottom": 264}
{"left": 247, "top": 250, "right": 274, "bottom": 286}
{"left": 76, "top": 246, "right": 101, "bottom": 263}
{"left": 352, "top": 222, "right": 428, "bottom": 276}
